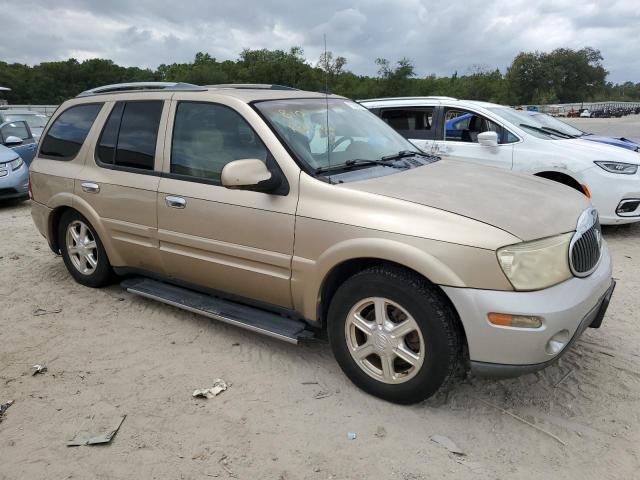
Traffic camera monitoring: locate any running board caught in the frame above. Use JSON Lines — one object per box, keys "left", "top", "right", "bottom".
{"left": 121, "top": 277, "right": 314, "bottom": 344}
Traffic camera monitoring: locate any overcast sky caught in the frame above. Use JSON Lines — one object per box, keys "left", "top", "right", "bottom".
{"left": 1, "top": 0, "right": 638, "bottom": 82}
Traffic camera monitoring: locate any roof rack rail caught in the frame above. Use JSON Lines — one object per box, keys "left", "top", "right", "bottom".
{"left": 77, "top": 82, "right": 206, "bottom": 97}
{"left": 357, "top": 96, "right": 459, "bottom": 103}
{"left": 207, "top": 84, "right": 299, "bottom": 91}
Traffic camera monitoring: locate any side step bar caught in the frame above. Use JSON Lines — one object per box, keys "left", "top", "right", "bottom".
{"left": 121, "top": 277, "right": 315, "bottom": 344}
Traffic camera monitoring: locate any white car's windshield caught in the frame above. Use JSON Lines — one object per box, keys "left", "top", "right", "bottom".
{"left": 4, "top": 114, "right": 48, "bottom": 128}
{"left": 528, "top": 112, "right": 584, "bottom": 137}
{"left": 255, "top": 98, "right": 418, "bottom": 172}
{"left": 487, "top": 107, "right": 575, "bottom": 140}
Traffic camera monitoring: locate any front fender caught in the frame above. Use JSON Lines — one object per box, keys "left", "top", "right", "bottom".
{"left": 292, "top": 237, "right": 466, "bottom": 322}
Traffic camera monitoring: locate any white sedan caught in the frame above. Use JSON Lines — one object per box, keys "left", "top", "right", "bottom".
{"left": 360, "top": 97, "right": 640, "bottom": 224}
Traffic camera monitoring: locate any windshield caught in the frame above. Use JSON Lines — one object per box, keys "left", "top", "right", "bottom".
{"left": 487, "top": 107, "right": 576, "bottom": 140}
{"left": 4, "top": 113, "right": 48, "bottom": 128}
{"left": 528, "top": 112, "right": 584, "bottom": 137}
{"left": 254, "top": 98, "right": 416, "bottom": 171}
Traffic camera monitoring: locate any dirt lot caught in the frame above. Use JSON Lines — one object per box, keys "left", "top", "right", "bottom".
{"left": 1, "top": 119, "right": 640, "bottom": 479}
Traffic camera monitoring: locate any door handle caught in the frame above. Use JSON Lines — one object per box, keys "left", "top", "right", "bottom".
{"left": 165, "top": 195, "right": 186, "bottom": 209}
{"left": 81, "top": 182, "right": 100, "bottom": 193}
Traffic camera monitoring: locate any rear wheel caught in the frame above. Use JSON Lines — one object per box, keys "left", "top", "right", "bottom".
{"left": 58, "top": 210, "right": 114, "bottom": 287}
{"left": 328, "top": 266, "right": 461, "bottom": 404}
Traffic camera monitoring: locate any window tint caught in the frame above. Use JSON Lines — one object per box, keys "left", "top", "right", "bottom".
{"left": 96, "top": 103, "right": 124, "bottom": 165}
{"left": 171, "top": 102, "right": 267, "bottom": 182}
{"left": 380, "top": 108, "right": 434, "bottom": 140}
{"left": 114, "top": 101, "right": 163, "bottom": 170}
{"left": 1, "top": 121, "right": 30, "bottom": 141}
{"left": 443, "top": 109, "right": 504, "bottom": 143}
{"left": 40, "top": 104, "right": 102, "bottom": 159}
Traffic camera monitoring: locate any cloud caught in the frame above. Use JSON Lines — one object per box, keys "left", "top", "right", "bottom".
{"left": 0, "top": 0, "right": 637, "bottom": 82}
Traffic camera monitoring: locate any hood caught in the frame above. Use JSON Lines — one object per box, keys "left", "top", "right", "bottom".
{"left": 553, "top": 138, "right": 640, "bottom": 165}
{"left": 0, "top": 144, "right": 19, "bottom": 163}
{"left": 342, "top": 160, "right": 590, "bottom": 242}
{"left": 581, "top": 134, "right": 640, "bottom": 152}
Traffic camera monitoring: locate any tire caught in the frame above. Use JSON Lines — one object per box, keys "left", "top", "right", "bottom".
{"left": 327, "top": 266, "right": 461, "bottom": 404}
{"left": 58, "top": 210, "right": 115, "bottom": 288}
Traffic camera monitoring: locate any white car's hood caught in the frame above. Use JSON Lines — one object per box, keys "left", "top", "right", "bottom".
{"left": 552, "top": 138, "right": 640, "bottom": 165}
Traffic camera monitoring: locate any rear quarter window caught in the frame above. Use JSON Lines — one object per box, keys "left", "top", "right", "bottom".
{"left": 39, "top": 103, "right": 102, "bottom": 160}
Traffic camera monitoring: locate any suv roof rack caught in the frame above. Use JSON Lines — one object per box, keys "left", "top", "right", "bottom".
{"left": 358, "top": 96, "right": 459, "bottom": 103}
{"left": 77, "top": 82, "right": 206, "bottom": 97}
{"left": 207, "top": 84, "right": 299, "bottom": 91}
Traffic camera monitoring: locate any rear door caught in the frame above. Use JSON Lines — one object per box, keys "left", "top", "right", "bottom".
{"left": 376, "top": 106, "right": 438, "bottom": 152}
{"left": 76, "top": 96, "right": 171, "bottom": 274}
{"left": 432, "top": 106, "right": 515, "bottom": 169}
{"left": 0, "top": 120, "right": 37, "bottom": 164}
{"left": 156, "top": 96, "right": 298, "bottom": 308}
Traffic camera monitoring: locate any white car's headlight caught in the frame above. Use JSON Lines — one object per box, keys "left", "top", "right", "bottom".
{"left": 594, "top": 161, "right": 638, "bottom": 175}
{"left": 10, "top": 157, "right": 24, "bottom": 171}
{"left": 497, "top": 233, "right": 573, "bottom": 291}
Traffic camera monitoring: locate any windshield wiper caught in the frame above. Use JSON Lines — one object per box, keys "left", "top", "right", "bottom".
{"left": 315, "top": 158, "right": 410, "bottom": 174}
{"left": 519, "top": 123, "right": 573, "bottom": 139}
{"left": 380, "top": 150, "right": 424, "bottom": 161}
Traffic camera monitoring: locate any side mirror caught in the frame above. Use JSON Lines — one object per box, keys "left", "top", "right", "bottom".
{"left": 477, "top": 131, "right": 499, "bottom": 147}
{"left": 4, "top": 135, "right": 23, "bottom": 146}
{"left": 221, "top": 159, "right": 281, "bottom": 192}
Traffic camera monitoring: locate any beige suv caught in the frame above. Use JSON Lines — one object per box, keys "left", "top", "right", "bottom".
{"left": 30, "top": 82, "right": 615, "bottom": 404}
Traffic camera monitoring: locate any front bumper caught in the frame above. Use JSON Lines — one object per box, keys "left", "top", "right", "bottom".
{"left": 580, "top": 166, "right": 640, "bottom": 224}
{"left": 441, "top": 243, "right": 613, "bottom": 376}
{"left": 0, "top": 163, "right": 29, "bottom": 200}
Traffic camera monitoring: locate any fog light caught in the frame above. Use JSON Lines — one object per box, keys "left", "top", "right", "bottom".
{"left": 488, "top": 313, "right": 543, "bottom": 328}
{"left": 546, "top": 330, "right": 570, "bottom": 355}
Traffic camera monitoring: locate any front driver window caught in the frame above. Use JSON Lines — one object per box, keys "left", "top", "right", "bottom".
{"left": 171, "top": 102, "right": 268, "bottom": 183}
{"left": 443, "top": 109, "right": 504, "bottom": 143}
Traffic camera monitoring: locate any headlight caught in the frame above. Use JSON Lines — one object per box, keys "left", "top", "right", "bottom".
{"left": 10, "top": 157, "right": 24, "bottom": 171}
{"left": 497, "top": 233, "right": 573, "bottom": 291}
{"left": 594, "top": 161, "right": 638, "bottom": 175}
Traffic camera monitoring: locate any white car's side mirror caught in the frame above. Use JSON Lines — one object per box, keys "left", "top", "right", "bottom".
{"left": 478, "top": 131, "right": 499, "bottom": 147}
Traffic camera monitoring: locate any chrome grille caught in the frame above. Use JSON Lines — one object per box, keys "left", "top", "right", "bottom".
{"left": 569, "top": 208, "right": 602, "bottom": 277}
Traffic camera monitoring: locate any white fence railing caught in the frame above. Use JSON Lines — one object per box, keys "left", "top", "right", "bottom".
{"left": 0, "top": 104, "right": 59, "bottom": 116}
{"left": 524, "top": 101, "right": 640, "bottom": 115}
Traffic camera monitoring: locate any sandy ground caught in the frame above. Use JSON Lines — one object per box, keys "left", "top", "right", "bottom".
{"left": 1, "top": 119, "right": 640, "bottom": 479}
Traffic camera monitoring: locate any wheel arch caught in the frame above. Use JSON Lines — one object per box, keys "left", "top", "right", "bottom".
{"left": 534, "top": 170, "right": 588, "bottom": 196}
{"left": 47, "top": 195, "right": 122, "bottom": 265}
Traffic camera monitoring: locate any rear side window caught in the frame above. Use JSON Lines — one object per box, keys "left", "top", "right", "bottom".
{"left": 40, "top": 104, "right": 102, "bottom": 160}
{"left": 380, "top": 107, "right": 434, "bottom": 140}
{"left": 96, "top": 101, "right": 163, "bottom": 171}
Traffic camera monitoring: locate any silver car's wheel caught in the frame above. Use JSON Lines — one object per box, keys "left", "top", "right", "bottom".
{"left": 66, "top": 220, "right": 98, "bottom": 275}
{"left": 345, "top": 297, "right": 425, "bottom": 384}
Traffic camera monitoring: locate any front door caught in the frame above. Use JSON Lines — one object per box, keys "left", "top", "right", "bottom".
{"left": 157, "top": 99, "right": 298, "bottom": 309}
{"left": 431, "top": 107, "right": 514, "bottom": 169}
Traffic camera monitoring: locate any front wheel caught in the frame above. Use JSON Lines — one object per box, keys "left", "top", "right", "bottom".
{"left": 328, "top": 266, "right": 461, "bottom": 404}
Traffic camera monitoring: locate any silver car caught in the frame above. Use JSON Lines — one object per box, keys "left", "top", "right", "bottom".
{"left": 0, "top": 144, "right": 29, "bottom": 202}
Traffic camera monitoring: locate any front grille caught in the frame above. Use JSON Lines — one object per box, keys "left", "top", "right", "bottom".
{"left": 569, "top": 209, "right": 602, "bottom": 277}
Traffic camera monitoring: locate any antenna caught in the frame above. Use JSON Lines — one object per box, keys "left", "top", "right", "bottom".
{"left": 324, "top": 33, "right": 331, "bottom": 167}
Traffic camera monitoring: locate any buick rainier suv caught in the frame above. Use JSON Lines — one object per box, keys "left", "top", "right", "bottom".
{"left": 29, "top": 83, "right": 615, "bottom": 404}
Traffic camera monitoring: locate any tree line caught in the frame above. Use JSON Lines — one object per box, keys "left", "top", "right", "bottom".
{"left": 1, "top": 46, "right": 638, "bottom": 105}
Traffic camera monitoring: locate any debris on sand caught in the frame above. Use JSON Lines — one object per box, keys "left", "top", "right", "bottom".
{"left": 193, "top": 379, "right": 228, "bottom": 399}
{"left": 374, "top": 426, "right": 387, "bottom": 439}
{"left": 0, "top": 400, "right": 14, "bottom": 423}
{"left": 33, "top": 307, "right": 62, "bottom": 316}
{"left": 430, "top": 435, "right": 466, "bottom": 456}
{"left": 347, "top": 432, "right": 357, "bottom": 440}
{"left": 32, "top": 364, "right": 48, "bottom": 375}
{"left": 67, "top": 415, "right": 127, "bottom": 447}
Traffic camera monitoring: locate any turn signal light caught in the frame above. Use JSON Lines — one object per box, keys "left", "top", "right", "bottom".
{"left": 488, "top": 313, "right": 542, "bottom": 329}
